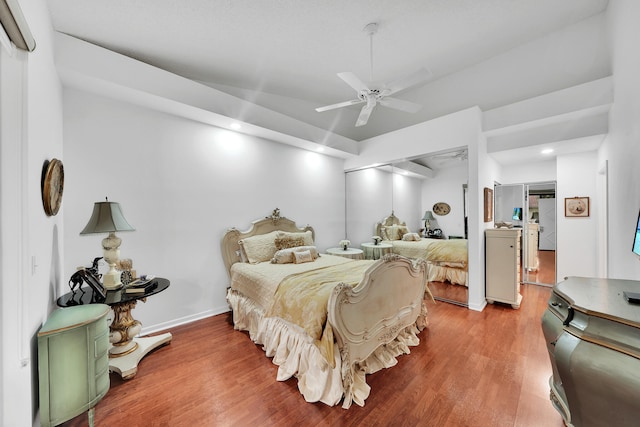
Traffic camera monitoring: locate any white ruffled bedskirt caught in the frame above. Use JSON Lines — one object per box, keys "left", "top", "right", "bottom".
{"left": 428, "top": 263, "right": 468, "bottom": 287}
{"left": 226, "top": 289, "right": 426, "bottom": 408}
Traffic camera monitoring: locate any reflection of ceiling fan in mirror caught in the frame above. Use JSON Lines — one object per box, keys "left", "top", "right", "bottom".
{"left": 315, "top": 23, "right": 432, "bottom": 127}
{"left": 431, "top": 149, "right": 468, "bottom": 162}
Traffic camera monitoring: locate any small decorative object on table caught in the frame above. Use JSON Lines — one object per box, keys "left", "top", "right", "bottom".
{"left": 125, "top": 275, "right": 157, "bottom": 294}
{"left": 68, "top": 268, "right": 105, "bottom": 302}
{"left": 118, "top": 258, "right": 135, "bottom": 286}
{"left": 372, "top": 236, "right": 382, "bottom": 245}
{"left": 339, "top": 239, "right": 351, "bottom": 250}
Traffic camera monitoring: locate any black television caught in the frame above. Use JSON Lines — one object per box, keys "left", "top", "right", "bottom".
{"left": 633, "top": 209, "right": 640, "bottom": 257}
{"left": 512, "top": 207, "right": 523, "bottom": 221}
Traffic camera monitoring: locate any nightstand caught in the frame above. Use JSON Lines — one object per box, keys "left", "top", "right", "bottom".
{"left": 361, "top": 242, "right": 393, "bottom": 260}
{"left": 57, "top": 278, "right": 172, "bottom": 379}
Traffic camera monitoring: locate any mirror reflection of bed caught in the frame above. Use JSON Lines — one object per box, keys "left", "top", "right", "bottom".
{"left": 345, "top": 153, "right": 469, "bottom": 306}
{"left": 374, "top": 213, "right": 469, "bottom": 306}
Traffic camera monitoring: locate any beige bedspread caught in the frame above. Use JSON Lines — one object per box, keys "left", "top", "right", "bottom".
{"left": 230, "top": 255, "right": 353, "bottom": 310}
{"left": 266, "top": 261, "right": 375, "bottom": 366}
{"left": 391, "top": 238, "right": 467, "bottom": 266}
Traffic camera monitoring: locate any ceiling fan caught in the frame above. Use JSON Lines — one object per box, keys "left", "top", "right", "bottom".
{"left": 316, "top": 23, "right": 432, "bottom": 127}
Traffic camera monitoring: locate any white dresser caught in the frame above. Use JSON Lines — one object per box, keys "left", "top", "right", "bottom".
{"left": 485, "top": 228, "right": 522, "bottom": 309}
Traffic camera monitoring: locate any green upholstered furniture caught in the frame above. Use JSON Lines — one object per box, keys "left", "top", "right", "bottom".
{"left": 542, "top": 277, "right": 640, "bottom": 426}
{"left": 38, "top": 304, "right": 110, "bottom": 427}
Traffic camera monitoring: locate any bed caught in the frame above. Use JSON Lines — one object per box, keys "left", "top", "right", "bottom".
{"left": 375, "top": 213, "right": 468, "bottom": 287}
{"left": 222, "top": 209, "right": 429, "bottom": 408}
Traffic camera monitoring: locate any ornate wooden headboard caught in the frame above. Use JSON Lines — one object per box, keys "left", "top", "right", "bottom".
{"left": 374, "top": 212, "right": 407, "bottom": 238}
{"left": 220, "top": 208, "right": 315, "bottom": 277}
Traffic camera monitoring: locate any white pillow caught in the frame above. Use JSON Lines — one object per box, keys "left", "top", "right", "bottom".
{"left": 271, "top": 246, "right": 319, "bottom": 264}
{"left": 293, "top": 250, "right": 314, "bottom": 264}
{"left": 238, "top": 230, "right": 279, "bottom": 264}
{"left": 402, "top": 232, "right": 421, "bottom": 241}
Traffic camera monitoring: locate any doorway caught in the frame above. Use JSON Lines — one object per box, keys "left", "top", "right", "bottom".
{"left": 494, "top": 182, "right": 557, "bottom": 287}
{"left": 523, "top": 183, "right": 557, "bottom": 286}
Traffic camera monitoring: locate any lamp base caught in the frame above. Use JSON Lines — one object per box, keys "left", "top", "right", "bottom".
{"left": 103, "top": 267, "right": 122, "bottom": 290}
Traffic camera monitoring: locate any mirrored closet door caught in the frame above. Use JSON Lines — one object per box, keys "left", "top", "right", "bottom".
{"left": 345, "top": 165, "right": 469, "bottom": 306}
{"left": 494, "top": 182, "right": 556, "bottom": 287}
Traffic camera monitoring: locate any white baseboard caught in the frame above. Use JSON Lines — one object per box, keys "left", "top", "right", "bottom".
{"left": 140, "top": 304, "right": 230, "bottom": 336}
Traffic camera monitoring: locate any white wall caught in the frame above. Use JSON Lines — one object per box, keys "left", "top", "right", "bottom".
{"left": 467, "top": 119, "right": 494, "bottom": 311}
{"left": 556, "top": 151, "right": 599, "bottom": 280}
{"left": 421, "top": 164, "right": 467, "bottom": 238}
{"left": 499, "top": 159, "right": 557, "bottom": 185}
{"left": 345, "top": 107, "right": 480, "bottom": 171}
{"left": 345, "top": 167, "right": 423, "bottom": 247}
{"left": 0, "top": 0, "right": 64, "bottom": 425}
{"left": 600, "top": 0, "right": 640, "bottom": 280}
{"left": 62, "top": 89, "right": 346, "bottom": 331}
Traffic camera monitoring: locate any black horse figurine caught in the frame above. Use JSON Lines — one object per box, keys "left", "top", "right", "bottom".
{"left": 88, "top": 257, "right": 102, "bottom": 280}
{"left": 69, "top": 257, "right": 105, "bottom": 299}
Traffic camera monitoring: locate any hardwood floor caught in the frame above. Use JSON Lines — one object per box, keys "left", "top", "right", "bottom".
{"left": 523, "top": 250, "right": 556, "bottom": 285}
{"left": 62, "top": 284, "right": 563, "bottom": 427}
{"left": 429, "top": 280, "right": 468, "bottom": 304}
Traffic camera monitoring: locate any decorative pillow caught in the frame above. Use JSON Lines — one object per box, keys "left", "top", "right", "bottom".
{"left": 238, "top": 230, "right": 279, "bottom": 264}
{"left": 293, "top": 250, "right": 313, "bottom": 264}
{"left": 271, "top": 246, "right": 319, "bottom": 264}
{"left": 276, "top": 230, "right": 314, "bottom": 246}
{"left": 402, "top": 232, "right": 421, "bottom": 241}
{"left": 275, "top": 235, "right": 306, "bottom": 250}
{"left": 383, "top": 224, "right": 409, "bottom": 240}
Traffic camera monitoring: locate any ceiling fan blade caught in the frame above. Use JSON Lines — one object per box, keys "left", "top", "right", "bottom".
{"left": 378, "top": 97, "right": 422, "bottom": 113}
{"left": 355, "top": 103, "right": 375, "bottom": 127}
{"left": 337, "top": 72, "right": 370, "bottom": 92}
{"left": 385, "top": 67, "right": 432, "bottom": 95}
{"left": 315, "top": 99, "right": 364, "bottom": 112}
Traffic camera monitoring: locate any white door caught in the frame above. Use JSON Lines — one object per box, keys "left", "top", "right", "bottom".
{"left": 538, "top": 198, "right": 556, "bottom": 250}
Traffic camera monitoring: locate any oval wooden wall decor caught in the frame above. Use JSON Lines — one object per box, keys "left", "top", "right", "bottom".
{"left": 42, "top": 158, "right": 64, "bottom": 216}
{"left": 433, "top": 202, "right": 450, "bottom": 216}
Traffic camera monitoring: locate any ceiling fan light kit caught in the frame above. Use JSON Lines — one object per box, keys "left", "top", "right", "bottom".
{"left": 316, "top": 22, "right": 432, "bottom": 127}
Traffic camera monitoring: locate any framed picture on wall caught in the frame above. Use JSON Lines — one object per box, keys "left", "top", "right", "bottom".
{"left": 484, "top": 187, "right": 493, "bottom": 222}
{"left": 565, "top": 197, "right": 590, "bottom": 217}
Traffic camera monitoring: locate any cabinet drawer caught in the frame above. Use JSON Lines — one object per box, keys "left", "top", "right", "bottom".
{"left": 95, "top": 370, "right": 110, "bottom": 398}
{"left": 95, "top": 352, "right": 109, "bottom": 374}
{"left": 94, "top": 330, "right": 109, "bottom": 357}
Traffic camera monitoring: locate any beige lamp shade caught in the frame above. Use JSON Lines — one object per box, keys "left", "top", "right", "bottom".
{"left": 80, "top": 201, "right": 135, "bottom": 235}
{"left": 421, "top": 211, "right": 435, "bottom": 221}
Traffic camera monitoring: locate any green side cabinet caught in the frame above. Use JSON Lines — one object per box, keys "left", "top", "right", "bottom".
{"left": 38, "top": 304, "right": 111, "bottom": 427}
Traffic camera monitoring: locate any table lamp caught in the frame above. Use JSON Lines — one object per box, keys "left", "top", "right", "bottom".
{"left": 422, "top": 210, "right": 435, "bottom": 235}
{"left": 80, "top": 198, "right": 135, "bottom": 290}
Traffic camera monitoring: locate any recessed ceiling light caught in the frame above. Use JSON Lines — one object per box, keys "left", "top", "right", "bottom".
{"left": 541, "top": 148, "right": 554, "bottom": 154}
{"left": 230, "top": 122, "right": 241, "bottom": 131}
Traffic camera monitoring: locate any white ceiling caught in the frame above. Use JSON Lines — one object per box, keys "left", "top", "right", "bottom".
{"left": 47, "top": 0, "right": 611, "bottom": 166}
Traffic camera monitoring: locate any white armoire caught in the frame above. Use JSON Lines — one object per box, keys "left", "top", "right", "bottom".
{"left": 485, "top": 228, "right": 522, "bottom": 309}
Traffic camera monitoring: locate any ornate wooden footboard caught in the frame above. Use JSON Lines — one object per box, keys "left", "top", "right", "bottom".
{"left": 329, "top": 254, "right": 427, "bottom": 408}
